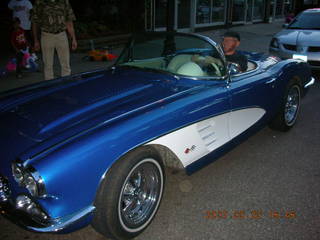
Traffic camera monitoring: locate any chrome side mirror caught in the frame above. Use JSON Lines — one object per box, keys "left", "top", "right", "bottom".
{"left": 227, "top": 62, "right": 241, "bottom": 75}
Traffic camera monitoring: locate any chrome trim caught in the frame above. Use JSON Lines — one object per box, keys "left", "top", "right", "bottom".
{"left": 304, "top": 77, "right": 315, "bottom": 88}
{"left": 118, "top": 158, "right": 163, "bottom": 232}
{"left": 0, "top": 175, "right": 10, "bottom": 202}
{"left": 15, "top": 194, "right": 48, "bottom": 222}
{"left": 117, "top": 31, "right": 229, "bottom": 80}
{"left": 284, "top": 85, "right": 300, "bottom": 126}
{"left": 27, "top": 166, "right": 46, "bottom": 197}
{"left": 265, "top": 78, "right": 277, "bottom": 84}
{"left": 230, "top": 60, "right": 260, "bottom": 78}
{"left": 12, "top": 161, "right": 46, "bottom": 197}
{"left": 12, "top": 162, "right": 24, "bottom": 185}
{"left": 27, "top": 206, "right": 95, "bottom": 232}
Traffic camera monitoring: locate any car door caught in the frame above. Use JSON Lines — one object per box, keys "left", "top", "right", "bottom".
{"left": 227, "top": 71, "right": 276, "bottom": 139}
{"left": 148, "top": 78, "right": 232, "bottom": 168}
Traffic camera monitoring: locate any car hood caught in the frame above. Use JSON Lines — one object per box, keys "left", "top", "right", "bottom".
{"left": 0, "top": 68, "right": 187, "bottom": 142}
{"left": 275, "top": 29, "right": 320, "bottom": 46}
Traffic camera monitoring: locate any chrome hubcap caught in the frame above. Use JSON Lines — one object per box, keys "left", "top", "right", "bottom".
{"left": 285, "top": 86, "right": 300, "bottom": 125}
{"left": 119, "top": 159, "right": 162, "bottom": 231}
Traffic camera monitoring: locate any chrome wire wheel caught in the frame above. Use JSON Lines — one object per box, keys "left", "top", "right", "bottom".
{"left": 118, "top": 158, "right": 164, "bottom": 233}
{"left": 284, "top": 85, "right": 300, "bottom": 126}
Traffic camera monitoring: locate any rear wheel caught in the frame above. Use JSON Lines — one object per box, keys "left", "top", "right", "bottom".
{"left": 92, "top": 147, "right": 165, "bottom": 240}
{"left": 269, "top": 79, "right": 301, "bottom": 131}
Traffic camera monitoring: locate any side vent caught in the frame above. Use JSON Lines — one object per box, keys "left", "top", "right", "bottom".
{"left": 196, "top": 121, "right": 217, "bottom": 152}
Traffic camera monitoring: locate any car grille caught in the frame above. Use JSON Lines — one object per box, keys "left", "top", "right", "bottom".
{"left": 308, "top": 61, "right": 320, "bottom": 66}
{"left": 308, "top": 46, "right": 320, "bottom": 52}
{"left": 282, "top": 44, "right": 320, "bottom": 53}
{"left": 283, "top": 44, "right": 297, "bottom": 51}
{"left": 0, "top": 175, "right": 10, "bottom": 202}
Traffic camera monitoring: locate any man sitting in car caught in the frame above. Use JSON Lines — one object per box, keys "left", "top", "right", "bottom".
{"left": 192, "top": 31, "right": 248, "bottom": 73}
{"left": 222, "top": 31, "right": 248, "bottom": 72}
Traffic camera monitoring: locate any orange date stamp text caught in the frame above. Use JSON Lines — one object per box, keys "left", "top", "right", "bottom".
{"left": 204, "top": 210, "right": 297, "bottom": 220}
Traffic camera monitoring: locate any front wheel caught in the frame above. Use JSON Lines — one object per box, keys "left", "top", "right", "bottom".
{"left": 269, "top": 79, "right": 301, "bottom": 131}
{"left": 92, "top": 147, "right": 165, "bottom": 240}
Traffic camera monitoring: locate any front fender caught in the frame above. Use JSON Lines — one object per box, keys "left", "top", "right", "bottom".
{"left": 265, "top": 59, "right": 311, "bottom": 114}
{"left": 26, "top": 82, "right": 229, "bottom": 219}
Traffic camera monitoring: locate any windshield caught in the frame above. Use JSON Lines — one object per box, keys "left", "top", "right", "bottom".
{"left": 288, "top": 12, "right": 320, "bottom": 30}
{"left": 116, "top": 32, "right": 226, "bottom": 78}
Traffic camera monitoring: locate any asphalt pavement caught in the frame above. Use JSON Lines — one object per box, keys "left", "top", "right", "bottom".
{"left": 1, "top": 20, "right": 320, "bottom": 240}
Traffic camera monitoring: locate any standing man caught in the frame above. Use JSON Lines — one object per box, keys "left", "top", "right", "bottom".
{"left": 31, "top": 0, "right": 77, "bottom": 80}
{"left": 8, "top": 0, "right": 33, "bottom": 42}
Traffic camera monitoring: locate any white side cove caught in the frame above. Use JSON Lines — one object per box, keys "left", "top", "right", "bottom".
{"left": 147, "top": 108, "right": 266, "bottom": 167}
{"left": 229, "top": 108, "right": 266, "bottom": 139}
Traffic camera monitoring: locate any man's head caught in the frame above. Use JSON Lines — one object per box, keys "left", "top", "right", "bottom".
{"left": 222, "top": 31, "right": 241, "bottom": 55}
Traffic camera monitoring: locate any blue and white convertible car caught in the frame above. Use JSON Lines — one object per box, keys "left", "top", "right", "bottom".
{"left": 0, "top": 32, "right": 315, "bottom": 240}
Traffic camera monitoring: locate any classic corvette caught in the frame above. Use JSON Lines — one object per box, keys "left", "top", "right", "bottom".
{"left": 0, "top": 31, "right": 315, "bottom": 240}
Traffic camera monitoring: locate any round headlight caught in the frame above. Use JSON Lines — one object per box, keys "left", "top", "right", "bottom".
{"left": 24, "top": 173, "right": 38, "bottom": 196}
{"left": 12, "top": 163, "right": 24, "bottom": 185}
{"left": 270, "top": 38, "right": 279, "bottom": 48}
{"left": 12, "top": 163, "right": 46, "bottom": 197}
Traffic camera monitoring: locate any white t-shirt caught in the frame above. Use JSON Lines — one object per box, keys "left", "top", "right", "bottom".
{"left": 8, "top": 0, "right": 33, "bottom": 30}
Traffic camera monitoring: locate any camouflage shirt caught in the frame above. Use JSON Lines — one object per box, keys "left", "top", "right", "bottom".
{"left": 31, "top": 0, "right": 76, "bottom": 34}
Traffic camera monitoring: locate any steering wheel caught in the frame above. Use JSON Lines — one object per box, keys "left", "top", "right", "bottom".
{"left": 210, "top": 62, "right": 222, "bottom": 77}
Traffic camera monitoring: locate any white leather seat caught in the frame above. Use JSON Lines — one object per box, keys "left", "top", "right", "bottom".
{"left": 167, "top": 54, "right": 192, "bottom": 72}
{"left": 247, "top": 61, "right": 257, "bottom": 71}
{"left": 176, "top": 62, "right": 204, "bottom": 77}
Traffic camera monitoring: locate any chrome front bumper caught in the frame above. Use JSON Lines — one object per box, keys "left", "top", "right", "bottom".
{"left": 304, "top": 77, "right": 316, "bottom": 89}
{"left": 28, "top": 206, "right": 95, "bottom": 233}
{"left": 0, "top": 175, "right": 10, "bottom": 202}
{"left": 0, "top": 174, "right": 95, "bottom": 233}
{"left": 270, "top": 48, "right": 320, "bottom": 70}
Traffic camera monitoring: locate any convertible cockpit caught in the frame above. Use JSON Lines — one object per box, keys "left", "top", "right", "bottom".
{"left": 116, "top": 32, "right": 257, "bottom": 79}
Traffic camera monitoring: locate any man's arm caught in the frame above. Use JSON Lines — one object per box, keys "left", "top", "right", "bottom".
{"left": 31, "top": 0, "right": 40, "bottom": 51}
{"left": 192, "top": 55, "right": 222, "bottom": 66}
{"left": 27, "top": 0, "right": 33, "bottom": 10}
{"left": 32, "top": 22, "right": 40, "bottom": 51}
{"left": 8, "top": 0, "right": 13, "bottom": 10}
{"left": 239, "top": 54, "right": 248, "bottom": 72}
{"left": 66, "top": 21, "right": 77, "bottom": 50}
{"left": 11, "top": 34, "right": 19, "bottom": 53}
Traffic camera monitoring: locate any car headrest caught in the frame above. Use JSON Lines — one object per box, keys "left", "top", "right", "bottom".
{"left": 167, "top": 54, "right": 192, "bottom": 72}
{"left": 176, "top": 62, "right": 204, "bottom": 77}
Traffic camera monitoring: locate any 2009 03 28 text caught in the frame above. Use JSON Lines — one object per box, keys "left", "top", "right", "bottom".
{"left": 204, "top": 210, "right": 297, "bottom": 219}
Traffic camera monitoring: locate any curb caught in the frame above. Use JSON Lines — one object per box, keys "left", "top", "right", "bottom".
{"left": 77, "top": 34, "right": 130, "bottom": 52}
